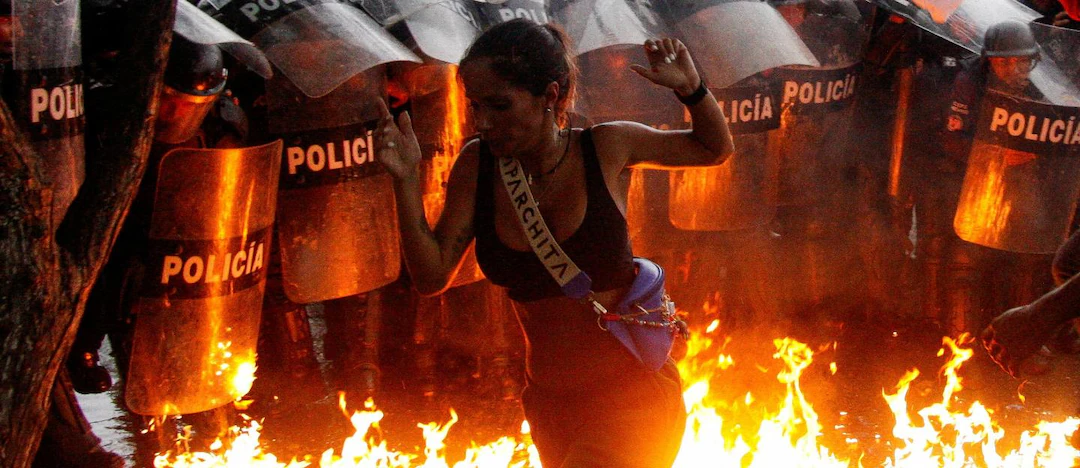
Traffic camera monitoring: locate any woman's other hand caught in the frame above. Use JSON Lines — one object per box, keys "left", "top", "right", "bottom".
{"left": 374, "top": 98, "right": 423, "bottom": 181}
{"left": 629, "top": 37, "right": 702, "bottom": 96}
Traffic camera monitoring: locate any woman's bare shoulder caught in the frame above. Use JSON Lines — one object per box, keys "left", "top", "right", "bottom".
{"left": 452, "top": 137, "right": 483, "bottom": 176}
{"left": 587, "top": 122, "right": 651, "bottom": 168}
{"left": 589, "top": 120, "right": 654, "bottom": 138}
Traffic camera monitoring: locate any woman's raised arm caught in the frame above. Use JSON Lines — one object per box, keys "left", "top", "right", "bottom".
{"left": 609, "top": 37, "right": 734, "bottom": 169}
{"left": 374, "top": 99, "right": 478, "bottom": 295}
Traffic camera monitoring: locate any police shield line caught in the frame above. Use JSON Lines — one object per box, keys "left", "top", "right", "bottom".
{"left": 202, "top": 0, "right": 420, "bottom": 400}
{"left": 64, "top": 0, "right": 410, "bottom": 422}
{"left": 653, "top": 1, "right": 821, "bottom": 320}
{"left": 667, "top": 0, "right": 818, "bottom": 231}
{"left": 52, "top": 0, "right": 1080, "bottom": 455}
{"left": 770, "top": 0, "right": 870, "bottom": 206}
{"left": 68, "top": 0, "right": 497, "bottom": 423}
{"left": 866, "top": 4, "right": 1080, "bottom": 338}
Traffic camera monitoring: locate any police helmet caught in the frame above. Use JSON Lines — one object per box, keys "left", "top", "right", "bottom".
{"left": 156, "top": 36, "right": 227, "bottom": 144}
{"left": 983, "top": 20, "right": 1038, "bottom": 58}
{"left": 164, "top": 35, "right": 227, "bottom": 96}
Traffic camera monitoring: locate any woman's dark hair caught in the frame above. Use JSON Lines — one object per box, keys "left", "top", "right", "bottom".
{"left": 460, "top": 19, "right": 578, "bottom": 123}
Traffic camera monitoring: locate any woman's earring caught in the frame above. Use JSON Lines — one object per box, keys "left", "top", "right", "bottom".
{"left": 545, "top": 107, "right": 552, "bottom": 112}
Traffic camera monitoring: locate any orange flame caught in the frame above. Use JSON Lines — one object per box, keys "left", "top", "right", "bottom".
{"left": 422, "top": 66, "right": 468, "bottom": 227}
{"left": 881, "top": 332, "right": 1080, "bottom": 467}
{"left": 669, "top": 164, "right": 738, "bottom": 229}
{"left": 954, "top": 143, "right": 1014, "bottom": 247}
{"left": 155, "top": 325, "right": 1080, "bottom": 467}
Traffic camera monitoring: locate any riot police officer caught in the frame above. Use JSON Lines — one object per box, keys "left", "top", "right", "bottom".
{"left": 68, "top": 35, "right": 240, "bottom": 396}
{"left": 65, "top": 36, "right": 256, "bottom": 463}
{"left": 945, "top": 20, "right": 1042, "bottom": 147}
{"left": 931, "top": 20, "right": 1056, "bottom": 335}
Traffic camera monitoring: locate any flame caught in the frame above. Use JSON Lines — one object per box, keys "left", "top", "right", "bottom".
{"left": 416, "top": 409, "right": 457, "bottom": 467}
{"left": 422, "top": 65, "right": 468, "bottom": 226}
{"left": 156, "top": 323, "right": 1080, "bottom": 467}
{"left": 954, "top": 143, "right": 1014, "bottom": 247}
{"left": 230, "top": 360, "right": 257, "bottom": 397}
{"left": 880, "top": 333, "right": 1080, "bottom": 467}
{"left": 669, "top": 164, "right": 738, "bottom": 229}
{"left": 153, "top": 419, "right": 304, "bottom": 467}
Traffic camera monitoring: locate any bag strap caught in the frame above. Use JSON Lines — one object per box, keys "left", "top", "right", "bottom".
{"left": 497, "top": 156, "right": 687, "bottom": 336}
{"left": 496, "top": 156, "right": 598, "bottom": 302}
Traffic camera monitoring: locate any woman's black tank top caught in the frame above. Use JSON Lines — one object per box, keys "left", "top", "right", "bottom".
{"left": 474, "top": 128, "right": 635, "bottom": 302}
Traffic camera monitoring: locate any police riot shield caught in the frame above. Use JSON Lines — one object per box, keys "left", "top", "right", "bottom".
{"left": 386, "top": 0, "right": 482, "bottom": 64}
{"left": 405, "top": 63, "right": 485, "bottom": 286}
{"left": 557, "top": 0, "right": 680, "bottom": 125}
{"left": 553, "top": 0, "right": 663, "bottom": 56}
{"left": 872, "top": 0, "right": 1038, "bottom": 54}
{"left": 9, "top": 0, "right": 83, "bottom": 226}
{"left": 1027, "top": 25, "right": 1080, "bottom": 107}
{"left": 347, "top": 0, "right": 403, "bottom": 25}
{"left": 125, "top": 140, "right": 281, "bottom": 416}
{"left": 196, "top": 0, "right": 420, "bottom": 97}
{"left": 768, "top": 0, "right": 869, "bottom": 206}
{"left": 953, "top": 25, "right": 1080, "bottom": 254}
{"left": 1032, "top": 23, "right": 1080, "bottom": 91}
{"left": 669, "top": 75, "right": 784, "bottom": 230}
{"left": 672, "top": 1, "right": 818, "bottom": 89}
{"left": 472, "top": 0, "right": 549, "bottom": 28}
{"left": 174, "top": 0, "right": 273, "bottom": 79}
{"left": 269, "top": 71, "right": 402, "bottom": 303}
{"left": 667, "top": 2, "right": 816, "bottom": 231}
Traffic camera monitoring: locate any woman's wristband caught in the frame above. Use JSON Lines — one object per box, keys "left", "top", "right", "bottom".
{"left": 675, "top": 79, "right": 708, "bottom": 106}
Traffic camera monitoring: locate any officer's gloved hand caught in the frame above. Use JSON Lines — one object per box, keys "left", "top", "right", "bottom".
{"left": 1052, "top": 11, "right": 1077, "bottom": 29}
{"left": 981, "top": 305, "right": 1055, "bottom": 379}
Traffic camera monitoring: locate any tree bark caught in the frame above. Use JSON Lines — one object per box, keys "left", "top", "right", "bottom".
{"left": 0, "top": 2, "right": 176, "bottom": 466}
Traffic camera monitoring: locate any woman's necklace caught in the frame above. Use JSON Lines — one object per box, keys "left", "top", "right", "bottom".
{"left": 527, "top": 128, "right": 571, "bottom": 188}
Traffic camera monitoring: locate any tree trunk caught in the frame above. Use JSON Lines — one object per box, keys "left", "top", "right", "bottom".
{"left": 0, "top": 2, "right": 176, "bottom": 466}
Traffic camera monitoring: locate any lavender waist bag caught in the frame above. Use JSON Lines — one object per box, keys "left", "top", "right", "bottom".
{"left": 601, "top": 257, "right": 685, "bottom": 370}
{"left": 498, "top": 157, "right": 686, "bottom": 371}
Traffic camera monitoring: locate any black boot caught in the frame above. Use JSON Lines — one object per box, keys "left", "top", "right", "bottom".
{"left": 68, "top": 273, "right": 120, "bottom": 395}
{"left": 253, "top": 270, "right": 325, "bottom": 406}
{"left": 324, "top": 293, "right": 381, "bottom": 397}
{"left": 412, "top": 294, "right": 444, "bottom": 398}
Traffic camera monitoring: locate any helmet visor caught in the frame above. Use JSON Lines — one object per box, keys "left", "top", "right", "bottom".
{"left": 155, "top": 86, "right": 218, "bottom": 144}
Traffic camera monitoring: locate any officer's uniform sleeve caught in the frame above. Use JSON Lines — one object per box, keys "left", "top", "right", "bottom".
{"left": 945, "top": 73, "right": 977, "bottom": 136}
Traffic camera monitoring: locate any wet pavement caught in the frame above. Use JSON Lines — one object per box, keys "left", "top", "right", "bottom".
{"left": 77, "top": 341, "right": 138, "bottom": 464}
{"left": 75, "top": 302, "right": 531, "bottom": 467}
{"left": 73, "top": 298, "right": 1080, "bottom": 467}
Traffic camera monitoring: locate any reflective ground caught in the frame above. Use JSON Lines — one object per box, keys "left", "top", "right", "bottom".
{"left": 75, "top": 297, "right": 1080, "bottom": 467}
